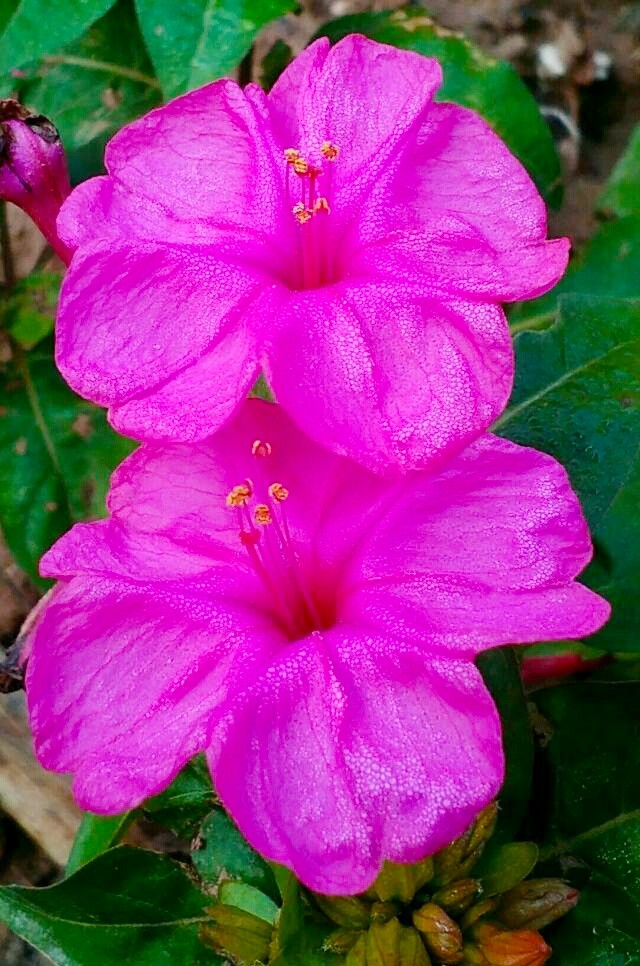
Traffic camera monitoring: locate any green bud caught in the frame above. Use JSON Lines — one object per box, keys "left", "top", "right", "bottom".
{"left": 314, "top": 894, "right": 371, "bottom": 928}
{"left": 434, "top": 805, "right": 498, "bottom": 885}
{"left": 373, "top": 857, "right": 435, "bottom": 903}
{"left": 323, "top": 927, "right": 363, "bottom": 954}
{"left": 365, "top": 918, "right": 432, "bottom": 965}
{"left": 345, "top": 933, "right": 368, "bottom": 966}
{"left": 461, "top": 942, "right": 490, "bottom": 965}
{"left": 496, "top": 878, "right": 579, "bottom": 931}
{"left": 460, "top": 897, "right": 499, "bottom": 931}
{"left": 432, "top": 879, "right": 482, "bottom": 916}
{"left": 200, "top": 903, "right": 272, "bottom": 963}
{"left": 370, "top": 900, "right": 400, "bottom": 923}
{"left": 412, "top": 902, "right": 464, "bottom": 964}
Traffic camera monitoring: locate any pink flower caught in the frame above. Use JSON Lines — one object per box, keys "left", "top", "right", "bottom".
{"left": 0, "top": 99, "right": 71, "bottom": 262}
{"left": 55, "top": 35, "right": 568, "bottom": 475}
{"left": 26, "top": 400, "right": 607, "bottom": 894}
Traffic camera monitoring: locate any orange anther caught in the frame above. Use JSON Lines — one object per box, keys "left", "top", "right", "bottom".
{"left": 292, "top": 202, "right": 312, "bottom": 224}
{"left": 293, "top": 157, "right": 310, "bottom": 176}
{"left": 284, "top": 148, "right": 300, "bottom": 163}
{"left": 252, "top": 440, "right": 272, "bottom": 458}
{"left": 268, "top": 482, "right": 289, "bottom": 503}
{"left": 254, "top": 504, "right": 272, "bottom": 526}
{"left": 321, "top": 141, "right": 339, "bottom": 161}
{"left": 226, "top": 483, "right": 252, "bottom": 507}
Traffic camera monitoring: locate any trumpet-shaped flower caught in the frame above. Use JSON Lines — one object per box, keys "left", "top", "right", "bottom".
{"left": 55, "top": 35, "right": 568, "bottom": 475}
{"left": 26, "top": 400, "right": 608, "bottom": 894}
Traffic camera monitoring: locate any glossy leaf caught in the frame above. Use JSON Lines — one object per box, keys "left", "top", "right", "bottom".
{"left": 315, "top": 5, "right": 561, "bottom": 205}
{"left": 12, "top": 0, "right": 161, "bottom": 183}
{"left": 0, "top": 340, "right": 133, "bottom": 582}
{"left": 218, "top": 881, "right": 279, "bottom": 924}
{"left": 0, "top": 0, "right": 117, "bottom": 74}
{"left": 597, "top": 124, "right": 640, "bottom": 218}
{"left": 476, "top": 842, "right": 539, "bottom": 897}
{"left": 144, "top": 755, "right": 215, "bottom": 837}
{"left": 496, "top": 295, "right": 640, "bottom": 651}
{"left": 0, "top": 847, "right": 220, "bottom": 965}
{"left": 192, "top": 807, "right": 279, "bottom": 900}
{"left": 135, "top": 0, "right": 298, "bottom": 98}
{"left": 66, "top": 812, "right": 132, "bottom": 875}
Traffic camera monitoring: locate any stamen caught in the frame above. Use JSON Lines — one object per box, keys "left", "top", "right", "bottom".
{"left": 268, "top": 482, "right": 289, "bottom": 502}
{"left": 293, "top": 202, "right": 312, "bottom": 224}
{"left": 293, "top": 157, "right": 310, "bottom": 176}
{"left": 252, "top": 440, "right": 272, "bottom": 458}
{"left": 254, "top": 504, "right": 272, "bottom": 526}
{"left": 226, "top": 482, "right": 252, "bottom": 507}
{"left": 321, "top": 140, "right": 339, "bottom": 161}
{"left": 284, "top": 148, "right": 300, "bottom": 163}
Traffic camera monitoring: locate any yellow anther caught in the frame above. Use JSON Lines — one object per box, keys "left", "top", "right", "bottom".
{"left": 284, "top": 148, "right": 300, "bottom": 163}
{"left": 268, "top": 482, "right": 289, "bottom": 503}
{"left": 321, "top": 141, "right": 339, "bottom": 161}
{"left": 254, "top": 504, "right": 272, "bottom": 526}
{"left": 293, "top": 157, "right": 310, "bottom": 176}
{"left": 226, "top": 483, "right": 252, "bottom": 508}
{"left": 313, "top": 196, "right": 331, "bottom": 215}
{"left": 252, "top": 440, "right": 272, "bottom": 458}
{"left": 292, "top": 202, "right": 312, "bottom": 224}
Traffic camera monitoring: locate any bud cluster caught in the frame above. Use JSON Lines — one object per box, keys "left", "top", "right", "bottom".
{"left": 313, "top": 805, "right": 577, "bottom": 966}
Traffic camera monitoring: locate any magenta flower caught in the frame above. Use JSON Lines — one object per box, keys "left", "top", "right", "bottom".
{"left": 55, "top": 35, "right": 568, "bottom": 475}
{"left": 0, "top": 99, "right": 71, "bottom": 262}
{"left": 26, "top": 400, "right": 607, "bottom": 894}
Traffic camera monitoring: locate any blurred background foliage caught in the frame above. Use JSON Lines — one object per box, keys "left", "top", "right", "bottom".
{"left": 1, "top": 1, "right": 640, "bottom": 964}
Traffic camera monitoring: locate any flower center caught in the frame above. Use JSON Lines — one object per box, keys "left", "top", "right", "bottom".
{"left": 283, "top": 141, "right": 340, "bottom": 290}
{"left": 226, "top": 440, "right": 333, "bottom": 639}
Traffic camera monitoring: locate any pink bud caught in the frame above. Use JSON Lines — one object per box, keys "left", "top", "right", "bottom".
{"left": 0, "top": 99, "right": 71, "bottom": 263}
{"left": 520, "top": 643, "right": 609, "bottom": 689}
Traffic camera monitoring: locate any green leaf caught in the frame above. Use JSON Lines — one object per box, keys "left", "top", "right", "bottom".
{"left": 4, "top": 272, "right": 59, "bottom": 349}
{"left": 144, "top": 755, "right": 215, "bottom": 838}
{"left": 192, "top": 807, "right": 279, "bottom": 900}
{"left": 66, "top": 812, "right": 132, "bottom": 875}
{"left": 0, "top": 847, "right": 220, "bottom": 965}
{"left": 476, "top": 842, "right": 538, "bottom": 897}
{"left": 496, "top": 295, "right": 640, "bottom": 651}
{"left": 510, "top": 217, "right": 640, "bottom": 333}
{"left": 535, "top": 683, "right": 640, "bottom": 963}
{"left": 598, "top": 124, "right": 640, "bottom": 218}
{"left": 315, "top": 5, "right": 561, "bottom": 205}
{"left": 477, "top": 648, "right": 533, "bottom": 840}
{"left": 12, "top": 0, "right": 161, "bottom": 183}
{"left": 0, "top": 341, "right": 134, "bottom": 581}
{"left": 218, "top": 881, "right": 279, "bottom": 924}
{"left": 135, "top": 0, "right": 298, "bottom": 98}
{"left": 0, "top": 0, "right": 117, "bottom": 74}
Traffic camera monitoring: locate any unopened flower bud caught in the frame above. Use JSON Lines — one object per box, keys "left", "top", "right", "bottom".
{"left": 433, "top": 878, "right": 482, "bottom": 916}
{"left": 434, "top": 804, "right": 498, "bottom": 885}
{"left": 200, "top": 903, "right": 272, "bottom": 964}
{"left": 363, "top": 918, "right": 432, "bottom": 966}
{"left": 461, "top": 897, "right": 499, "bottom": 931}
{"left": 373, "top": 857, "right": 435, "bottom": 903}
{"left": 472, "top": 922, "right": 552, "bottom": 966}
{"left": 496, "top": 878, "right": 579, "bottom": 930}
{"left": 323, "top": 927, "right": 363, "bottom": 954}
{"left": 0, "top": 99, "right": 71, "bottom": 263}
{"left": 370, "top": 901, "right": 399, "bottom": 924}
{"left": 314, "top": 893, "right": 371, "bottom": 928}
{"left": 413, "top": 902, "right": 464, "bottom": 963}
{"left": 520, "top": 642, "right": 608, "bottom": 689}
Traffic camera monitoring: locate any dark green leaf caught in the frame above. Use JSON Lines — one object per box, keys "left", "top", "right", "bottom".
{"left": 476, "top": 842, "right": 538, "bottom": 897}
{"left": 510, "top": 217, "right": 640, "bottom": 333}
{"left": 597, "top": 124, "right": 640, "bottom": 218}
{"left": 477, "top": 648, "right": 533, "bottom": 840}
{"left": 496, "top": 296, "right": 640, "bottom": 651}
{"left": 144, "top": 755, "right": 215, "bottom": 838}
{"left": 0, "top": 0, "right": 117, "bottom": 75}
{"left": 0, "top": 341, "right": 133, "bottom": 582}
{"left": 4, "top": 272, "right": 59, "bottom": 349}
{"left": 218, "top": 881, "right": 279, "bottom": 924}
{"left": 66, "top": 812, "right": 132, "bottom": 875}
{"left": 315, "top": 5, "right": 561, "bottom": 205}
{"left": 0, "top": 847, "right": 220, "bottom": 965}
{"left": 192, "top": 807, "right": 279, "bottom": 900}
{"left": 12, "top": 0, "right": 161, "bottom": 183}
{"left": 135, "top": 0, "right": 298, "bottom": 98}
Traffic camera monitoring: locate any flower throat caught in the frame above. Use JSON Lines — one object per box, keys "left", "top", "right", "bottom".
{"left": 284, "top": 140, "right": 340, "bottom": 290}
{"left": 226, "top": 440, "right": 330, "bottom": 639}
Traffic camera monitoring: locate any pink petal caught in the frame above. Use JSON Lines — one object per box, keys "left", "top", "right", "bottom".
{"left": 210, "top": 632, "right": 502, "bottom": 895}
{"left": 26, "top": 576, "right": 281, "bottom": 813}
{"left": 266, "top": 283, "right": 513, "bottom": 474}
{"left": 58, "top": 79, "right": 288, "bottom": 248}
{"left": 55, "top": 241, "right": 272, "bottom": 410}
{"left": 345, "top": 434, "right": 610, "bottom": 653}
{"left": 268, "top": 35, "right": 442, "bottom": 230}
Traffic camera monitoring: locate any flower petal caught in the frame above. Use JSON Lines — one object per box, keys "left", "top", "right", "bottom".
{"left": 268, "top": 35, "right": 442, "bottom": 227}
{"left": 58, "top": 79, "right": 286, "bottom": 248}
{"left": 55, "top": 242, "right": 271, "bottom": 411}
{"left": 266, "top": 283, "right": 512, "bottom": 474}
{"left": 345, "top": 434, "right": 610, "bottom": 652}
{"left": 26, "top": 577, "right": 281, "bottom": 813}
